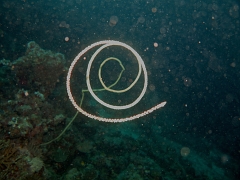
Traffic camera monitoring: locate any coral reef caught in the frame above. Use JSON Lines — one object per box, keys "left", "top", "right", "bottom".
{"left": 12, "top": 41, "right": 66, "bottom": 98}
{"left": 0, "top": 89, "right": 66, "bottom": 139}
{"left": 0, "top": 42, "right": 68, "bottom": 179}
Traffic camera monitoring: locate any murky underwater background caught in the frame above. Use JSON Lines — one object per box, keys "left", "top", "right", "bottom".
{"left": 0, "top": 0, "right": 240, "bottom": 179}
